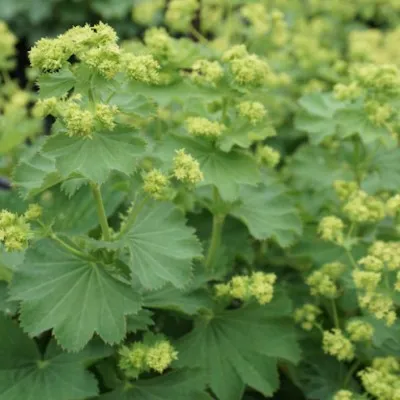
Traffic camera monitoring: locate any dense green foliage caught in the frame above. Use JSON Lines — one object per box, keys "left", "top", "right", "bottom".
{"left": 2, "top": 1, "right": 400, "bottom": 399}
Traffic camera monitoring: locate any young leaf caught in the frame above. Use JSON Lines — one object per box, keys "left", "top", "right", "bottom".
{"left": 43, "top": 127, "right": 146, "bottom": 184}
{"left": 119, "top": 202, "right": 202, "bottom": 289}
{"left": 230, "top": 177, "right": 302, "bottom": 247}
{"left": 10, "top": 240, "right": 142, "bottom": 351}
{"left": 0, "top": 314, "right": 99, "bottom": 400}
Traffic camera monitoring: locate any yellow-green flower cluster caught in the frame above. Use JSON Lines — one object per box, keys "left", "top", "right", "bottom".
{"left": 215, "top": 272, "right": 277, "bottom": 305}
{"left": 144, "top": 28, "right": 174, "bottom": 60}
{"left": 333, "top": 180, "right": 358, "bottom": 202}
{"left": 359, "top": 357, "right": 400, "bottom": 400}
{"left": 29, "top": 22, "right": 119, "bottom": 75}
{"left": 222, "top": 46, "right": 270, "bottom": 87}
{"left": 351, "top": 63, "right": 400, "bottom": 95}
{"left": 143, "top": 169, "right": 169, "bottom": 200}
{"left": 369, "top": 240, "right": 400, "bottom": 271}
{"left": 342, "top": 190, "right": 386, "bottom": 223}
{"left": 240, "top": 3, "right": 270, "bottom": 36}
{"left": 318, "top": 216, "right": 345, "bottom": 245}
{"left": 0, "top": 207, "right": 41, "bottom": 252}
{"left": 306, "top": 262, "right": 345, "bottom": 298}
{"left": 237, "top": 102, "right": 267, "bottom": 125}
{"left": 256, "top": 145, "right": 280, "bottom": 168}
{"left": 33, "top": 97, "right": 58, "bottom": 118}
{"left": 333, "top": 390, "right": 355, "bottom": 400}
{"left": 165, "top": 0, "right": 199, "bottom": 32}
{"left": 354, "top": 274, "right": 396, "bottom": 326}
{"left": 186, "top": 117, "right": 225, "bottom": 138}
{"left": 62, "top": 101, "right": 94, "bottom": 138}
{"left": 364, "top": 100, "right": 392, "bottom": 127}
{"left": 349, "top": 27, "right": 400, "bottom": 67}
{"left": 387, "top": 194, "right": 400, "bottom": 217}
{"left": 294, "top": 304, "right": 321, "bottom": 331}
{"left": 190, "top": 60, "right": 224, "bottom": 86}
{"left": 0, "top": 22, "right": 17, "bottom": 70}
{"left": 346, "top": 320, "right": 374, "bottom": 342}
{"left": 333, "top": 82, "right": 362, "bottom": 101}
{"left": 123, "top": 54, "right": 160, "bottom": 84}
{"left": 270, "top": 9, "right": 289, "bottom": 47}
{"left": 173, "top": 149, "right": 204, "bottom": 185}
{"left": 200, "top": 0, "right": 224, "bottom": 33}
{"left": 119, "top": 337, "right": 178, "bottom": 378}
{"left": 322, "top": 329, "right": 355, "bottom": 361}
{"left": 132, "top": 0, "right": 165, "bottom": 25}
{"left": 95, "top": 104, "right": 118, "bottom": 130}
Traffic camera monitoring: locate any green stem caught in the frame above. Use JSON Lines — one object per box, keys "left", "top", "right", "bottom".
{"left": 331, "top": 299, "right": 340, "bottom": 329}
{"left": 90, "top": 183, "right": 111, "bottom": 241}
{"left": 205, "top": 213, "right": 225, "bottom": 270}
{"left": 346, "top": 249, "right": 358, "bottom": 270}
{"left": 343, "top": 360, "right": 361, "bottom": 388}
{"left": 189, "top": 26, "right": 208, "bottom": 45}
{"left": 117, "top": 196, "right": 149, "bottom": 239}
{"left": 50, "top": 233, "right": 94, "bottom": 261}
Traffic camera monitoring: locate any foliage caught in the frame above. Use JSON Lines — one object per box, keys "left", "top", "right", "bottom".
{"left": 1, "top": 1, "right": 400, "bottom": 399}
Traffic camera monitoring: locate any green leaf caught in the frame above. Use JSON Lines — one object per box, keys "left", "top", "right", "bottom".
{"left": 158, "top": 135, "right": 260, "bottom": 201}
{"left": 119, "top": 202, "right": 202, "bottom": 289}
{"left": 107, "top": 92, "right": 157, "bottom": 118}
{"left": 0, "top": 314, "right": 99, "bottom": 400}
{"left": 10, "top": 240, "right": 142, "bottom": 351}
{"left": 230, "top": 177, "right": 302, "bottom": 247}
{"left": 12, "top": 146, "right": 61, "bottom": 198}
{"left": 38, "top": 68, "right": 76, "bottom": 98}
{"left": 99, "top": 369, "right": 207, "bottom": 400}
{"left": 295, "top": 93, "right": 343, "bottom": 144}
{"left": 176, "top": 292, "right": 301, "bottom": 400}
{"left": 43, "top": 128, "right": 146, "bottom": 184}
{"left": 143, "top": 284, "right": 213, "bottom": 314}
{"left": 126, "top": 309, "right": 154, "bottom": 333}
{"left": 43, "top": 182, "right": 124, "bottom": 235}
{"left": 363, "top": 147, "right": 400, "bottom": 192}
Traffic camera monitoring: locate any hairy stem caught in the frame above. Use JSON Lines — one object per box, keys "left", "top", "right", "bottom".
{"left": 90, "top": 183, "right": 111, "bottom": 241}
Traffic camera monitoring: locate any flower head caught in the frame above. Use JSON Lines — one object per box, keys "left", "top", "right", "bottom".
{"left": 143, "top": 169, "right": 169, "bottom": 200}
{"left": 186, "top": 117, "right": 225, "bottom": 138}
{"left": 322, "top": 329, "right": 354, "bottom": 361}
{"left": 191, "top": 60, "right": 224, "bottom": 86}
{"left": 173, "top": 149, "right": 203, "bottom": 185}
{"left": 318, "top": 216, "right": 345, "bottom": 245}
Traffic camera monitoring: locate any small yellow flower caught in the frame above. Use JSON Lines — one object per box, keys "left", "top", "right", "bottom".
{"left": 318, "top": 216, "right": 345, "bottom": 245}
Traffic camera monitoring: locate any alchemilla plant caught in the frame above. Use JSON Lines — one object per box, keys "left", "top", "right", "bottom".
{"left": 1, "top": 1, "right": 400, "bottom": 399}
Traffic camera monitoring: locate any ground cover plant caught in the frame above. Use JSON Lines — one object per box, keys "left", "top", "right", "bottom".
{"left": 1, "top": 1, "right": 400, "bottom": 399}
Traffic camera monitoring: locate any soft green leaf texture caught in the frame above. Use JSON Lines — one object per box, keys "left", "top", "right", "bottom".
{"left": 0, "top": 314, "right": 100, "bottom": 400}
{"left": 13, "top": 147, "right": 61, "bottom": 198}
{"left": 99, "top": 369, "right": 206, "bottom": 400}
{"left": 295, "top": 93, "right": 343, "bottom": 144}
{"left": 38, "top": 68, "right": 76, "bottom": 98}
{"left": 43, "top": 128, "right": 146, "bottom": 184}
{"left": 230, "top": 177, "right": 302, "bottom": 247}
{"left": 10, "top": 240, "right": 142, "bottom": 351}
{"left": 159, "top": 135, "right": 260, "bottom": 201}
{"left": 143, "top": 284, "right": 213, "bottom": 314}
{"left": 120, "top": 202, "right": 202, "bottom": 289}
{"left": 176, "top": 292, "right": 301, "bottom": 400}
{"left": 44, "top": 183, "right": 123, "bottom": 235}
